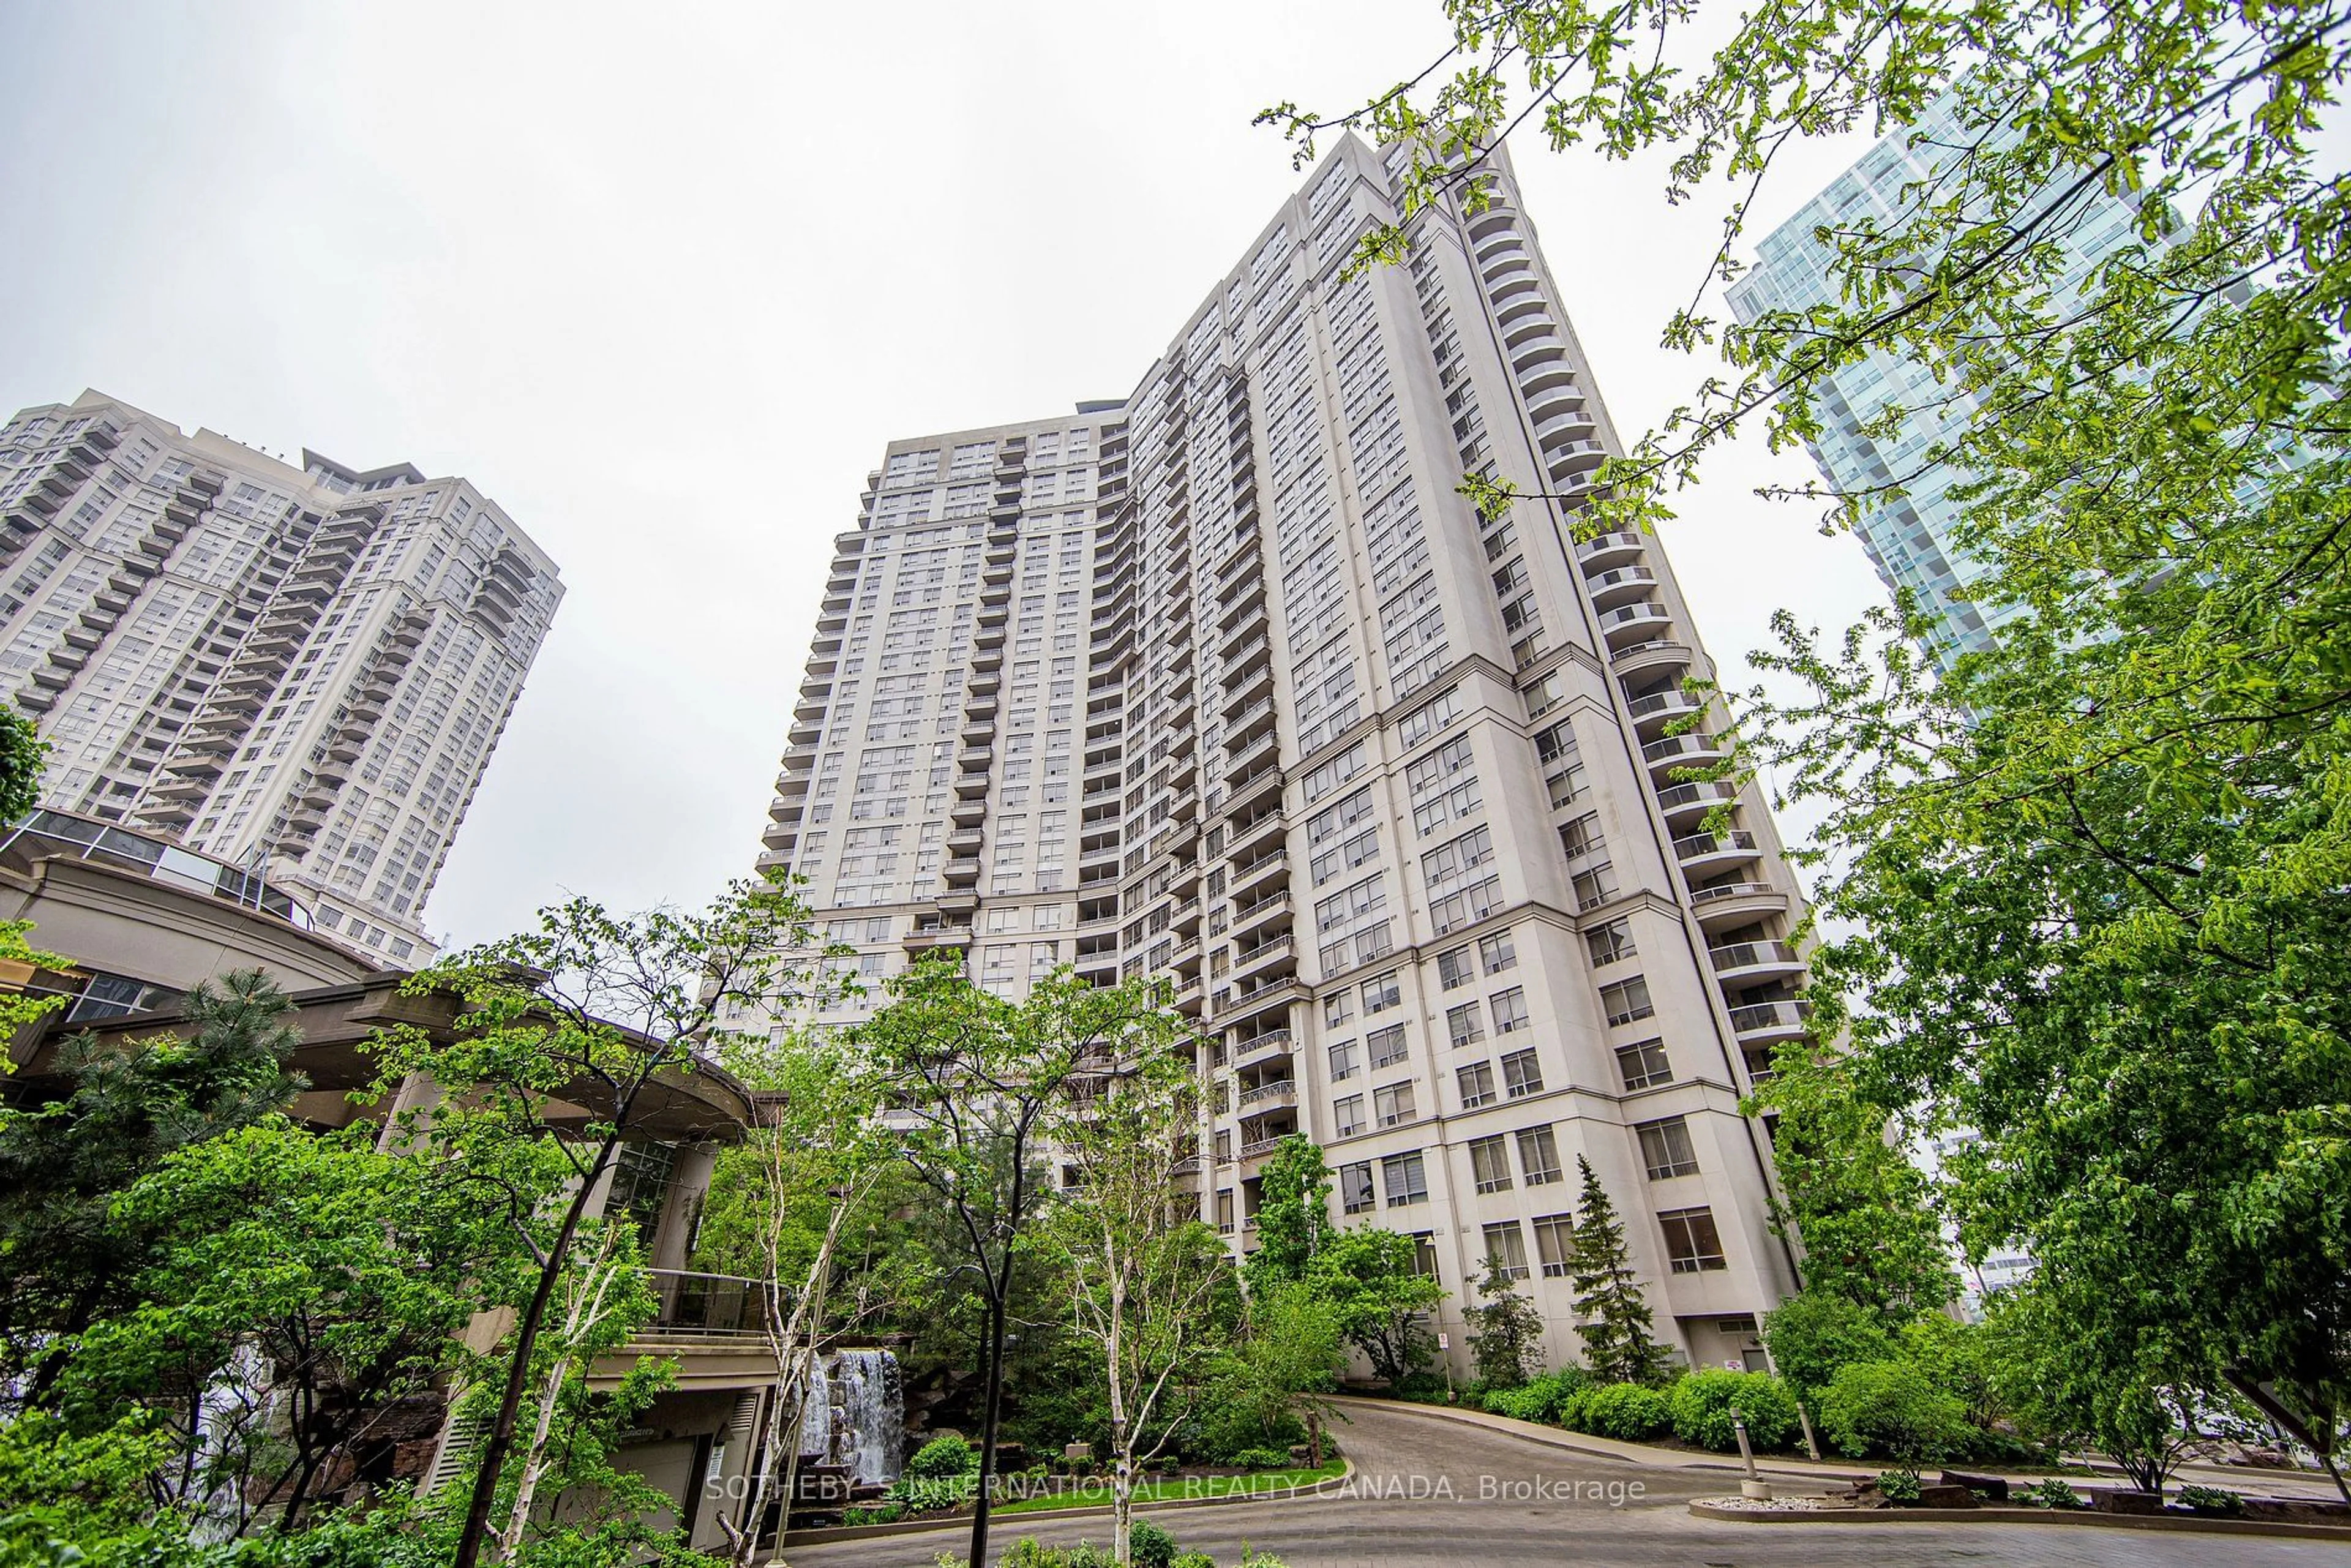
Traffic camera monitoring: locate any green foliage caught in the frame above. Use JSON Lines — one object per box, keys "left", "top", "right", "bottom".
{"left": 1169, "top": 1555, "right": 1215, "bottom": 1568}
{"left": 1482, "top": 1367, "right": 1590, "bottom": 1425}
{"left": 1566, "top": 1158, "right": 1668, "bottom": 1386}
{"left": 1570, "top": 1382, "right": 1672, "bottom": 1442}
{"left": 1127, "top": 1518, "right": 1177, "bottom": 1568}
{"left": 1206, "top": 1281, "right": 1344, "bottom": 1463}
{"left": 1761, "top": 1291, "right": 1899, "bottom": 1403}
{"left": 2175, "top": 1484, "right": 2244, "bottom": 1516}
{"left": 1242, "top": 1137, "right": 1332, "bottom": 1292}
{"left": 1897, "top": 1315, "right": 2006, "bottom": 1432}
{"left": 1463, "top": 1260, "right": 1546, "bottom": 1390}
{"left": 1815, "top": 1360, "right": 1972, "bottom": 1468}
{"left": 0, "top": 970, "right": 307, "bottom": 1389}
{"left": 1667, "top": 1370, "right": 1801, "bottom": 1453}
{"left": 1872, "top": 1471, "right": 1923, "bottom": 1506}
{"left": 1225, "top": 1448, "right": 1293, "bottom": 1471}
{"left": 1305, "top": 1226, "right": 1443, "bottom": 1385}
{"left": 2018, "top": 1477, "right": 2086, "bottom": 1510}
{"left": 910, "top": 1434, "right": 983, "bottom": 1480}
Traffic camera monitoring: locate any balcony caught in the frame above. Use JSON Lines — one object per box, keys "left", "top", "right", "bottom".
{"left": 1610, "top": 636, "right": 1692, "bottom": 680}
{"left": 1710, "top": 940, "right": 1807, "bottom": 985}
{"left": 1237, "top": 1079, "right": 1297, "bottom": 1111}
{"left": 1654, "top": 779, "right": 1740, "bottom": 825}
{"left": 1229, "top": 887, "right": 1289, "bottom": 938}
{"left": 1624, "top": 688, "right": 1704, "bottom": 731}
{"left": 1687, "top": 880, "right": 1791, "bottom": 929}
{"left": 1597, "top": 600, "right": 1673, "bottom": 645}
{"left": 636, "top": 1269, "right": 781, "bottom": 1340}
{"left": 942, "top": 855, "right": 981, "bottom": 885}
{"left": 1728, "top": 999, "right": 1813, "bottom": 1046}
{"left": 1642, "top": 730, "right": 1728, "bottom": 778}
{"left": 1674, "top": 829, "right": 1762, "bottom": 874}
{"left": 1231, "top": 933, "right": 1295, "bottom": 980}
{"left": 1584, "top": 565, "right": 1657, "bottom": 607}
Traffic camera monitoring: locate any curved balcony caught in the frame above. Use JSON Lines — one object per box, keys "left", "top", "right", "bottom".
{"left": 1641, "top": 730, "right": 1728, "bottom": 778}
{"left": 1610, "top": 637, "right": 1691, "bottom": 683}
{"left": 1729, "top": 999, "right": 1813, "bottom": 1046}
{"left": 1689, "top": 882, "right": 1792, "bottom": 932}
{"left": 1711, "top": 939, "right": 1807, "bottom": 985}
{"left": 1488, "top": 272, "right": 1541, "bottom": 309}
{"left": 1597, "top": 600, "right": 1673, "bottom": 645}
{"left": 1501, "top": 311, "right": 1558, "bottom": 351}
{"left": 1511, "top": 334, "right": 1568, "bottom": 375}
{"left": 1576, "top": 530, "right": 1647, "bottom": 570}
{"left": 1654, "top": 779, "right": 1740, "bottom": 825}
{"left": 1584, "top": 565, "right": 1657, "bottom": 608}
{"left": 1674, "top": 829, "right": 1762, "bottom": 875}
{"left": 1624, "top": 687, "right": 1705, "bottom": 732}
{"left": 1545, "top": 438, "right": 1608, "bottom": 481}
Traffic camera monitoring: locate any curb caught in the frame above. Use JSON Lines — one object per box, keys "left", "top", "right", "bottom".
{"left": 782, "top": 1459, "right": 1357, "bottom": 1547}
{"left": 1689, "top": 1498, "right": 2351, "bottom": 1541}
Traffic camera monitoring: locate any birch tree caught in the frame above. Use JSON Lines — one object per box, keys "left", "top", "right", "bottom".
{"left": 1040, "top": 1004, "right": 1230, "bottom": 1566}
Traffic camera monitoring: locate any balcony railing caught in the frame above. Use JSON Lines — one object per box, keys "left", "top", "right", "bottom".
{"left": 641, "top": 1269, "right": 784, "bottom": 1338}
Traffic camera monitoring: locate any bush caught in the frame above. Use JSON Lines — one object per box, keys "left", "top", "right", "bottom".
{"left": 908, "top": 1433, "right": 981, "bottom": 1480}
{"left": 2176, "top": 1484, "right": 2243, "bottom": 1516}
{"left": 1569, "top": 1382, "right": 1672, "bottom": 1441}
{"left": 1815, "top": 1360, "right": 1971, "bottom": 1467}
{"left": 842, "top": 1502, "right": 906, "bottom": 1526}
{"left": 2017, "top": 1478, "right": 2085, "bottom": 1509}
{"left": 1002, "top": 1541, "right": 1118, "bottom": 1568}
{"left": 1667, "top": 1369, "right": 1801, "bottom": 1452}
{"left": 1171, "top": 1556, "right": 1217, "bottom": 1568}
{"left": 1127, "top": 1519, "right": 1179, "bottom": 1568}
{"left": 1227, "top": 1447, "right": 1293, "bottom": 1471}
{"left": 1873, "top": 1470, "right": 1923, "bottom": 1504}
{"left": 1483, "top": 1367, "right": 1591, "bottom": 1425}
{"left": 1760, "top": 1290, "right": 1899, "bottom": 1401}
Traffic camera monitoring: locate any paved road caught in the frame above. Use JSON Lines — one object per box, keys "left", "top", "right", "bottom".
{"left": 780, "top": 1400, "right": 2344, "bottom": 1566}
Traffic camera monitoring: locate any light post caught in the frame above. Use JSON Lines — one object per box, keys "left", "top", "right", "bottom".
{"left": 1730, "top": 1407, "right": 1772, "bottom": 1501}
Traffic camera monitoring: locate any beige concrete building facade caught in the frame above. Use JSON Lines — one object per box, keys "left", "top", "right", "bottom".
{"left": 0, "top": 391, "right": 560, "bottom": 966}
{"left": 761, "top": 139, "right": 1810, "bottom": 1372}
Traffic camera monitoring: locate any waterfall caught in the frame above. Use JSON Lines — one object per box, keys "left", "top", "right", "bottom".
{"left": 788, "top": 1348, "right": 905, "bottom": 1487}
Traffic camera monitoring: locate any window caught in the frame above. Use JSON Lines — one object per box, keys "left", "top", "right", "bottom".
{"left": 1501, "top": 1048, "right": 1545, "bottom": 1098}
{"left": 1361, "top": 971, "right": 1401, "bottom": 1013}
{"left": 1457, "top": 1060, "right": 1496, "bottom": 1109}
{"left": 1533, "top": 1212, "right": 1577, "bottom": 1277}
{"left": 1482, "top": 1221, "right": 1531, "bottom": 1280}
{"left": 1327, "top": 1039, "right": 1359, "bottom": 1081}
{"left": 1616, "top": 1039, "right": 1674, "bottom": 1091}
{"left": 1323, "top": 990, "right": 1352, "bottom": 1028}
{"left": 1217, "top": 1190, "right": 1235, "bottom": 1234}
{"left": 1479, "top": 929, "right": 1517, "bottom": 973}
{"left": 1420, "top": 824, "right": 1493, "bottom": 888}
{"left": 1489, "top": 986, "right": 1529, "bottom": 1035}
{"left": 1659, "top": 1206, "right": 1728, "bottom": 1272}
{"left": 1571, "top": 861, "right": 1618, "bottom": 910}
{"left": 1435, "top": 945, "right": 1473, "bottom": 989}
{"left": 1599, "top": 976, "right": 1655, "bottom": 1027}
{"left": 1517, "top": 1125, "right": 1563, "bottom": 1185}
{"left": 1585, "top": 917, "right": 1637, "bottom": 967}
{"left": 1469, "top": 1135, "right": 1512, "bottom": 1193}
{"left": 1382, "top": 1151, "right": 1429, "bottom": 1206}
{"left": 1333, "top": 1093, "right": 1366, "bottom": 1138}
{"left": 1638, "top": 1116, "right": 1701, "bottom": 1179}
{"left": 1374, "top": 1081, "right": 1418, "bottom": 1127}
{"left": 1368, "top": 1024, "right": 1409, "bottom": 1068}
{"left": 1445, "top": 1000, "right": 1485, "bottom": 1048}
{"left": 1340, "top": 1161, "right": 1376, "bottom": 1214}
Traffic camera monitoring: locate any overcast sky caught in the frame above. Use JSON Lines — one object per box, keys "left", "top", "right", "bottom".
{"left": 0, "top": 2, "right": 1891, "bottom": 950}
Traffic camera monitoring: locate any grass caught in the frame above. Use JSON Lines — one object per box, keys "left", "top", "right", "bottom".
{"left": 989, "top": 1458, "right": 1348, "bottom": 1517}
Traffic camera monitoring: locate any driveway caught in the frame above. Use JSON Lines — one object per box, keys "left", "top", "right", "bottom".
{"left": 779, "top": 1398, "right": 2343, "bottom": 1567}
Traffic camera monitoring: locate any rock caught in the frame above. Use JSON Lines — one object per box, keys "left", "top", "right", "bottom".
{"left": 1063, "top": 1441, "right": 1094, "bottom": 1465}
{"left": 1938, "top": 1469, "right": 2009, "bottom": 1501}
{"left": 1917, "top": 1483, "right": 1978, "bottom": 1509}
{"left": 2088, "top": 1487, "right": 2164, "bottom": 1515}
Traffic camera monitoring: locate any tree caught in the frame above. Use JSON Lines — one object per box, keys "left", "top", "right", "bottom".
{"left": 1568, "top": 1158, "right": 1668, "bottom": 1386}
{"left": 1463, "top": 1261, "right": 1546, "bottom": 1390}
{"left": 373, "top": 874, "right": 836, "bottom": 1568}
{"left": 857, "top": 960, "right": 1154, "bottom": 1568}
{"left": 1760, "top": 1289, "right": 1897, "bottom": 1406}
{"left": 1272, "top": 0, "right": 2351, "bottom": 1501}
{"left": 694, "top": 1028, "right": 896, "bottom": 1567}
{"left": 1307, "top": 1227, "right": 1442, "bottom": 1386}
{"left": 53, "top": 1117, "right": 511, "bottom": 1536}
{"left": 1037, "top": 988, "right": 1231, "bottom": 1568}
{"left": 1215, "top": 1281, "right": 1348, "bottom": 1467}
{"left": 1243, "top": 1135, "right": 1332, "bottom": 1291}
{"left": 0, "top": 970, "right": 306, "bottom": 1401}
{"left": 1815, "top": 1360, "right": 1972, "bottom": 1472}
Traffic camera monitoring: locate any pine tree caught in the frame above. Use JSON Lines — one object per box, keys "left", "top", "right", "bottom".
{"left": 1569, "top": 1156, "right": 1668, "bottom": 1386}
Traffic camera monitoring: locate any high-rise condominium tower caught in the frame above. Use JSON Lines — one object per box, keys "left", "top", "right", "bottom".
{"left": 1727, "top": 88, "right": 2152, "bottom": 662}
{"left": 0, "top": 391, "right": 561, "bottom": 966}
{"left": 760, "top": 138, "right": 1809, "bottom": 1368}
